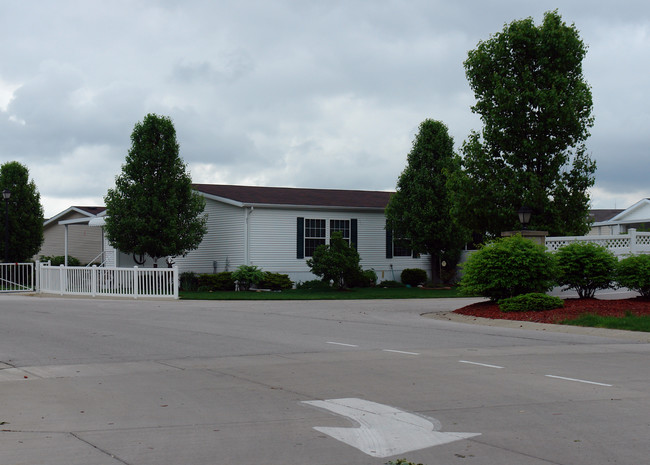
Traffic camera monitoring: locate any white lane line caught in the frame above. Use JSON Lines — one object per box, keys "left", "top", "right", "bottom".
{"left": 545, "top": 375, "right": 612, "bottom": 387}
{"left": 327, "top": 342, "right": 359, "bottom": 347}
{"left": 383, "top": 349, "right": 420, "bottom": 356}
{"left": 459, "top": 360, "right": 504, "bottom": 369}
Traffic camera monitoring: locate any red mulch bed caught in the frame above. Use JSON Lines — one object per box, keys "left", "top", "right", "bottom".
{"left": 454, "top": 297, "right": 650, "bottom": 324}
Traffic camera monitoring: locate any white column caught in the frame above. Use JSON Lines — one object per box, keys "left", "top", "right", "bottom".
{"left": 64, "top": 225, "right": 69, "bottom": 266}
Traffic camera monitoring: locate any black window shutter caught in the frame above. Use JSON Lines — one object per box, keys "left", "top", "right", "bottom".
{"left": 385, "top": 227, "right": 393, "bottom": 259}
{"left": 297, "top": 217, "right": 304, "bottom": 259}
{"left": 351, "top": 219, "right": 358, "bottom": 250}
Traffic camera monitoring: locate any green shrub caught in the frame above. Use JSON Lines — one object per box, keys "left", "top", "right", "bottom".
{"left": 232, "top": 265, "right": 265, "bottom": 291}
{"left": 616, "top": 254, "right": 650, "bottom": 297}
{"left": 179, "top": 271, "right": 200, "bottom": 291}
{"left": 40, "top": 255, "right": 81, "bottom": 266}
{"left": 378, "top": 280, "right": 406, "bottom": 288}
{"left": 296, "top": 279, "right": 332, "bottom": 290}
{"left": 498, "top": 293, "right": 564, "bottom": 312}
{"left": 400, "top": 268, "right": 427, "bottom": 286}
{"left": 362, "top": 269, "right": 378, "bottom": 287}
{"left": 307, "top": 232, "right": 362, "bottom": 289}
{"left": 259, "top": 271, "right": 294, "bottom": 291}
{"left": 198, "top": 272, "right": 235, "bottom": 291}
{"left": 347, "top": 269, "right": 378, "bottom": 288}
{"left": 555, "top": 242, "right": 617, "bottom": 298}
{"left": 459, "top": 234, "right": 555, "bottom": 301}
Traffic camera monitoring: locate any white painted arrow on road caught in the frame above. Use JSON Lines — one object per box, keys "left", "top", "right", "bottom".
{"left": 302, "top": 398, "right": 480, "bottom": 458}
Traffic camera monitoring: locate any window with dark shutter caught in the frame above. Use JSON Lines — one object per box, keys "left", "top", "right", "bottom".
{"left": 297, "top": 217, "right": 304, "bottom": 259}
{"left": 386, "top": 228, "right": 393, "bottom": 259}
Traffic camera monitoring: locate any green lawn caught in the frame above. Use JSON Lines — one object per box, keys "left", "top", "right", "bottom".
{"left": 180, "top": 286, "right": 462, "bottom": 300}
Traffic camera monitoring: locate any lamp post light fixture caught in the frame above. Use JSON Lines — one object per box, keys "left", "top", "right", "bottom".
{"left": 517, "top": 205, "right": 533, "bottom": 230}
{"left": 3, "top": 189, "right": 11, "bottom": 262}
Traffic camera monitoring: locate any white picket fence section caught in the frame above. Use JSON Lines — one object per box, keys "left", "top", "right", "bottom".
{"left": 545, "top": 228, "right": 650, "bottom": 256}
{"left": 38, "top": 263, "right": 178, "bottom": 299}
{"left": 0, "top": 263, "right": 35, "bottom": 292}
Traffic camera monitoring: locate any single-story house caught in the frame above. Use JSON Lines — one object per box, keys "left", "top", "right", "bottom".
{"left": 46, "top": 185, "right": 432, "bottom": 283}
{"left": 589, "top": 199, "right": 650, "bottom": 235}
{"left": 171, "top": 184, "right": 431, "bottom": 283}
{"left": 36, "top": 206, "right": 106, "bottom": 264}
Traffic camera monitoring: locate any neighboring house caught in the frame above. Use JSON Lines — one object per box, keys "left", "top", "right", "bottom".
{"left": 589, "top": 199, "right": 650, "bottom": 235}
{"left": 170, "top": 184, "right": 431, "bottom": 283}
{"left": 36, "top": 206, "right": 106, "bottom": 264}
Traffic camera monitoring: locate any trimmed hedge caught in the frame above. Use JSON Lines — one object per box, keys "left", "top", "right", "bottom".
{"left": 498, "top": 293, "right": 564, "bottom": 312}
{"left": 179, "top": 271, "right": 200, "bottom": 291}
{"left": 198, "top": 272, "right": 235, "bottom": 291}
{"left": 400, "top": 268, "right": 427, "bottom": 286}
{"left": 40, "top": 255, "right": 81, "bottom": 266}
{"left": 296, "top": 279, "right": 332, "bottom": 290}
{"left": 258, "top": 271, "right": 294, "bottom": 291}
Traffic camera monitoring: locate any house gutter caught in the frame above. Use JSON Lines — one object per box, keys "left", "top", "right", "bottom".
{"left": 195, "top": 192, "right": 387, "bottom": 212}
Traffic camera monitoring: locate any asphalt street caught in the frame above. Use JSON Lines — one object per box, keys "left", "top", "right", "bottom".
{"left": 0, "top": 294, "right": 648, "bottom": 465}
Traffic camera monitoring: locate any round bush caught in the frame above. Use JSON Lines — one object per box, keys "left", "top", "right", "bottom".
{"left": 616, "top": 254, "right": 650, "bottom": 297}
{"left": 400, "top": 268, "right": 427, "bottom": 286}
{"left": 555, "top": 242, "right": 616, "bottom": 298}
{"left": 459, "top": 234, "right": 555, "bottom": 301}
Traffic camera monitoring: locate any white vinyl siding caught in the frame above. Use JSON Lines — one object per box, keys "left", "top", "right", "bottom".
{"left": 36, "top": 212, "right": 103, "bottom": 264}
{"left": 176, "top": 198, "right": 431, "bottom": 283}
{"left": 174, "top": 200, "right": 245, "bottom": 274}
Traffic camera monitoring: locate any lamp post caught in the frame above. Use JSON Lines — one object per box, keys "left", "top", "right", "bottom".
{"left": 517, "top": 205, "right": 533, "bottom": 230}
{"left": 2, "top": 189, "right": 11, "bottom": 262}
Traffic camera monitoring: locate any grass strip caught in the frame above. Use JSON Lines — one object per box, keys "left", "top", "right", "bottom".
{"left": 180, "top": 286, "right": 461, "bottom": 300}
{"left": 560, "top": 312, "right": 650, "bottom": 332}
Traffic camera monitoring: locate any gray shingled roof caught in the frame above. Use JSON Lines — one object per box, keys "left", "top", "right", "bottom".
{"left": 193, "top": 184, "right": 392, "bottom": 209}
{"left": 589, "top": 209, "right": 624, "bottom": 223}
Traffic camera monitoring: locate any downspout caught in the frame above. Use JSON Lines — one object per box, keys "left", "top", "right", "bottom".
{"left": 244, "top": 206, "right": 254, "bottom": 265}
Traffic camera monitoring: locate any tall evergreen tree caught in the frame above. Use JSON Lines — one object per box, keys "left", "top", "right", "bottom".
{"left": 0, "top": 161, "right": 44, "bottom": 262}
{"left": 104, "top": 114, "right": 207, "bottom": 266}
{"left": 385, "top": 119, "right": 468, "bottom": 282}
{"left": 453, "top": 10, "right": 596, "bottom": 237}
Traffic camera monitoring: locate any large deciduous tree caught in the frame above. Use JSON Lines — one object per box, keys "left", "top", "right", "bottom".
{"left": 385, "top": 119, "right": 468, "bottom": 282}
{"left": 0, "top": 161, "right": 44, "bottom": 262}
{"left": 453, "top": 10, "right": 596, "bottom": 237}
{"left": 104, "top": 114, "right": 207, "bottom": 267}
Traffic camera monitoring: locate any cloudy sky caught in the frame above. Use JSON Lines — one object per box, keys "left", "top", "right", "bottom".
{"left": 1, "top": 1, "right": 648, "bottom": 218}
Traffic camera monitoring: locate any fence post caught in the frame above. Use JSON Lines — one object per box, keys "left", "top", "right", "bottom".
{"left": 91, "top": 265, "right": 97, "bottom": 297}
{"left": 34, "top": 262, "right": 40, "bottom": 293}
{"left": 629, "top": 228, "right": 638, "bottom": 255}
{"left": 133, "top": 266, "right": 139, "bottom": 299}
{"left": 59, "top": 264, "right": 65, "bottom": 296}
{"left": 173, "top": 266, "right": 179, "bottom": 299}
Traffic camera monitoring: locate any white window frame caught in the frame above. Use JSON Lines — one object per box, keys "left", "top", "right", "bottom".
{"left": 303, "top": 218, "right": 352, "bottom": 257}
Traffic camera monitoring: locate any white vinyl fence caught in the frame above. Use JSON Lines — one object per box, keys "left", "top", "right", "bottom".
{"left": 0, "top": 263, "right": 35, "bottom": 292}
{"left": 545, "top": 228, "right": 650, "bottom": 257}
{"left": 38, "top": 263, "right": 178, "bottom": 299}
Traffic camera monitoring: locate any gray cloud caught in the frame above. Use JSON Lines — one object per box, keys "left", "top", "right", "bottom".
{"left": 0, "top": 0, "right": 649, "bottom": 216}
